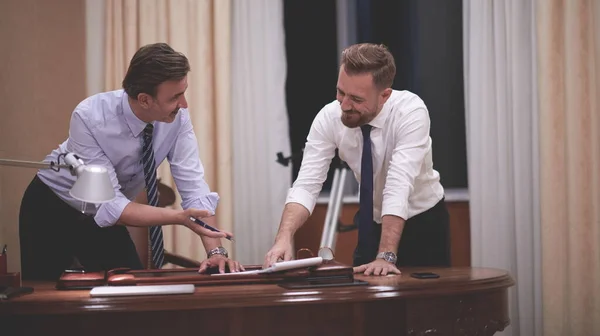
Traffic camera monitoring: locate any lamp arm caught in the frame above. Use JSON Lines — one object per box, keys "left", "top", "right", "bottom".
{"left": 0, "top": 152, "right": 85, "bottom": 176}
{"left": 0, "top": 159, "right": 70, "bottom": 170}
{"left": 0, "top": 152, "right": 115, "bottom": 204}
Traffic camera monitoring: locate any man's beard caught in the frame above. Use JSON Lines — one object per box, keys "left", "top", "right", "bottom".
{"left": 341, "top": 109, "right": 371, "bottom": 128}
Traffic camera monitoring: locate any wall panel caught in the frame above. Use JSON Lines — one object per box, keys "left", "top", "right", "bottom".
{"left": 0, "top": 0, "right": 87, "bottom": 272}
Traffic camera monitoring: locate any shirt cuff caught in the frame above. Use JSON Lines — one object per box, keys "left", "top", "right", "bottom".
{"left": 181, "top": 192, "right": 220, "bottom": 214}
{"left": 381, "top": 189, "right": 409, "bottom": 221}
{"left": 94, "top": 195, "right": 131, "bottom": 228}
{"left": 285, "top": 187, "right": 317, "bottom": 215}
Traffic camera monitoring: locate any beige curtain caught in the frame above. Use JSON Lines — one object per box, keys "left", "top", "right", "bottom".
{"left": 104, "top": 0, "right": 233, "bottom": 262}
{"left": 538, "top": 0, "right": 600, "bottom": 334}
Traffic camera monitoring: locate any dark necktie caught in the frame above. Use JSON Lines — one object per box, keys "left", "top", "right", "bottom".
{"left": 142, "top": 124, "right": 165, "bottom": 268}
{"left": 358, "top": 124, "right": 374, "bottom": 253}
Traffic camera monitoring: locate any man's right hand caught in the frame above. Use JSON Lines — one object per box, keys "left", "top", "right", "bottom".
{"left": 179, "top": 208, "right": 232, "bottom": 239}
{"left": 263, "top": 238, "right": 294, "bottom": 269}
{"left": 262, "top": 203, "right": 310, "bottom": 269}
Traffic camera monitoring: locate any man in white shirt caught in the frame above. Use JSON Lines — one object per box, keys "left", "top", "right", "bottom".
{"left": 264, "top": 43, "right": 450, "bottom": 276}
{"left": 19, "top": 43, "right": 242, "bottom": 280}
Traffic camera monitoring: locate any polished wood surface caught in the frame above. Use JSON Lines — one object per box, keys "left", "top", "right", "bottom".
{"left": 0, "top": 267, "right": 513, "bottom": 336}
{"left": 296, "top": 201, "right": 471, "bottom": 267}
{"left": 55, "top": 260, "right": 355, "bottom": 288}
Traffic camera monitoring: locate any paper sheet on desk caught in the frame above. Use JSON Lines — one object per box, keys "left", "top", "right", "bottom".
{"left": 211, "top": 257, "right": 324, "bottom": 276}
{"left": 90, "top": 284, "right": 195, "bottom": 297}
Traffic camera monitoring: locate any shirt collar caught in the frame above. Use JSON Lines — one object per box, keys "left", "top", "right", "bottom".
{"left": 122, "top": 91, "right": 148, "bottom": 137}
{"left": 367, "top": 99, "right": 391, "bottom": 129}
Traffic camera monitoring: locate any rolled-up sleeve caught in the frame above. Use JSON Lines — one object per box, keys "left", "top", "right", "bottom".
{"left": 66, "top": 112, "right": 131, "bottom": 227}
{"left": 285, "top": 109, "right": 336, "bottom": 214}
{"left": 381, "top": 108, "right": 431, "bottom": 220}
{"left": 167, "top": 112, "right": 219, "bottom": 214}
{"left": 94, "top": 195, "right": 131, "bottom": 227}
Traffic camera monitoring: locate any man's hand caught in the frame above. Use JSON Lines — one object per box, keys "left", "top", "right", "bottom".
{"left": 353, "top": 259, "right": 401, "bottom": 276}
{"left": 262, "top": 203, "right": 310, "bottom": 268}
{"left": 179, "top": 208, "right": 233, "bottom": 239}
{"left": 198, "top": 254, "right": 245, "bottom": 274}
{"left": 263, "top": 239, "right": 294, "bottom": 269}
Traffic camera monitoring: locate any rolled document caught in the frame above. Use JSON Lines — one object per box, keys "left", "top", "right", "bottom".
{"left": 266, "top": 256, "right": 323, "bottom": 273}
{"left": 211, "top": 257, "right": 324, "bottom": 276}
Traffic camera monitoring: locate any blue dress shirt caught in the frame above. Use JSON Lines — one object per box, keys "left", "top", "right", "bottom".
{"left": 37, "top": 89, "right": 219, "bottom": 227}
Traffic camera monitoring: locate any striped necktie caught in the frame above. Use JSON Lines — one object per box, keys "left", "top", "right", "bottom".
{"left": 141, "top": 123, "right": 164, "bottom": 268}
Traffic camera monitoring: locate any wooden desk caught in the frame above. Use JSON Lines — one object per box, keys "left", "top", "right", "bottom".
{"left": 0, "top": 267, "right": 513, "bottom": 336}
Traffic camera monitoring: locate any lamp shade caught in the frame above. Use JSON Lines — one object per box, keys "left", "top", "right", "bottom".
{"left": 69, "top": 165, "right": 115, "bottom": 203}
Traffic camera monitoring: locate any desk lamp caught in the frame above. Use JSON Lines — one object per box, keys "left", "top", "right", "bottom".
{"left": 0, "top": 152, "right": 115, "bottom": 204}
{"left": 0, "top": 152, "right": 114, "bottom": 290}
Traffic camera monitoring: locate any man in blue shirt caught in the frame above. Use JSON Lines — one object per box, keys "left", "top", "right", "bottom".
{"left": 19, "top": 43, "right": 241, "bottom": 280}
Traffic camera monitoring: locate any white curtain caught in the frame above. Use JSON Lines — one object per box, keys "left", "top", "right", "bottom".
{"left": 463, "top": 1, "right": 542, "bottom": 336}
{"left": 231, "top": 0, "right": 291, "bottom": 264}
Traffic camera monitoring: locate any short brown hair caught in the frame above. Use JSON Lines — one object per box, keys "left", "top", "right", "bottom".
{"left": 122, "top": 43, "right": 190, "bottom": 99}
{"left": 340, "top": 43, "right": 396, "bottom": 89}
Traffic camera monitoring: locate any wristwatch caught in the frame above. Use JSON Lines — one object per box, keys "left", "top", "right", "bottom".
{"left": 376, "top": 251, "right": 397, "bottom": 264}
{"left": 207, "top": 246, "right": 228, "bottom": 258}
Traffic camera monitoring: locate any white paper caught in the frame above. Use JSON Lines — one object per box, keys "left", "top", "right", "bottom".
{"left": 89, "top": 284, "right": 195, "bottom": 297}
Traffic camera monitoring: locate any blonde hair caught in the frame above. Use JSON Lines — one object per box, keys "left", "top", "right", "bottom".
{"left": 340, "top": 43, "right": 396, "bottom": 89}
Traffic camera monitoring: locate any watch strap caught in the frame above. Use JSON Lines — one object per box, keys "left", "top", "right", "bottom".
{"left": 207, "top": 246, "right": 228, "bottom": 258}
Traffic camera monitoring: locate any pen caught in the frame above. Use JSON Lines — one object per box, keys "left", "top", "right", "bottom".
{"left": 189, "top": 217, "right": 234, "bottom": 241}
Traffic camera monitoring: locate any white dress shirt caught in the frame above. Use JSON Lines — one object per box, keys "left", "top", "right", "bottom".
{"left": 286, "top": 90, "right": 444, "bottom": 223}
{"left": 37, "top": 89, "right": 218, "bottom": 227}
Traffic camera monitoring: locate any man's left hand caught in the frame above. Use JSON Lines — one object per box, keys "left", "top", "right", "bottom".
{"left": 353, "top": 259, "right": 401, "bottom": 276}
{"left": 198, "top": 254, "right": 245, "bottom": 274}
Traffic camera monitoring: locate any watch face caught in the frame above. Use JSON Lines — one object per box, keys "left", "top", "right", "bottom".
{"left": 376, "top": 252, "right": 397, "bottom": 263}
{"left": 384, "top": 252, "right": 397, "bottom": 263}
